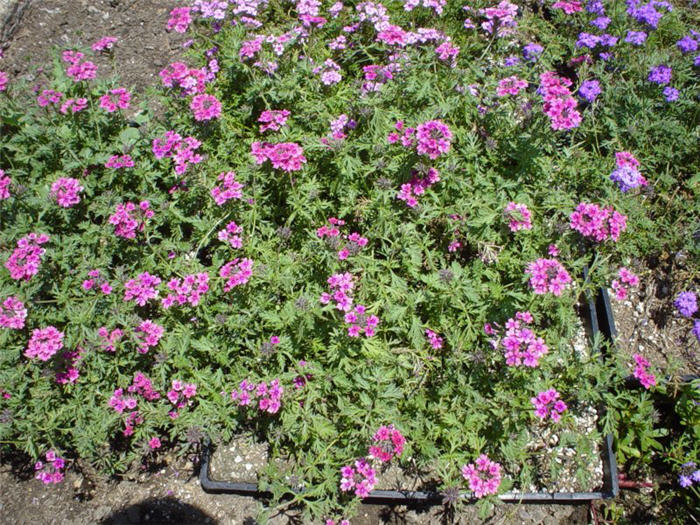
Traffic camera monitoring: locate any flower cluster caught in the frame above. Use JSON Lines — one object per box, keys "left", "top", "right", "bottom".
{"left": 496, "top": 76, "right": 527, "bottom": 97}
{"left": 531, "top": 389, "right": 567, "bottom": 422}
{"left": 59, "top": 98, "right": 88, "bottom": 114}
{"left": 251, "top": 141, "right": 307, "bottom": 172}
{"left": 5, "top": 233, "right": 50, "bottom": 281}
{"left": 218, "top": 221, "right": 243, "bottom": 248}
{"left": 124, "top": 272, "right": 162, "bottom": 306}
{"left": 461, "top": 454, "right": 502, "bottom": 498}
{"left": 50, "top": 177, "right": 83, "bottom": 208}
{"left": 210, "top": 171, "right": 244, "bottom": 205}
{"left": 160, "top": 61, "right": 214, "bottom": 96}
{"left": 152, "top": 130, "right": 203, "bottom": 175}
{"left": 109, "top": 201, "right": 154, "bottom": 239}
{"left": 569, "top": 202, "right": 627, "bottom": 242}
{"left": 63, "top": 50, "right": 97, "bottom": 82}
{"left": 134, "top": 320, "right": 164, "bottom": 354}
{"left": 610, "top": 151, "right": 646, "bottom": 193}
{"left": 55, "top": 347, "right": 84, "bottom": 385}
{"left": 98, "top": 327, "right": 123, "bottom": 352}
{"left": 167, "top": 6, "right": 192, "bottom": 33}
{"left": 396, "top": 167, "right": 440, "bottom": 208}
{"left": 82, "top": 269, "right": 113, "bottom": 295}
{"left": 109, "top": 373, "right": 160, "bottom": 436}
{"left": 313, "top": 59, "right": 342, "bottom": 85}
{"left": 678, "top": 462, "right": 700, "bottom": 488}
{"left": 343, "top": 304, "right": 379, "bottom": 337}
{"left": 425, "top": 329, "right": 443, "bottom": 349}
{"left": 37, "top": 89, "right": 63, "bottom": 107}
{"left": 190, "top": 93, "right": 222, "bottom": 121}
{"left": 525, "top": 258, "right": 572, "bottom": 296}
{"left": 503, "top": 202, "right": 532, "bottom": 232}
{"left": 219, "top": 258, "right": 254, "bottom": 291}
{"left": 674, "top": 291, "right": 697, "bottom": 318}
{"left": 415, "top": 120, "right": 452, "bottom": 159}
{"left": 578, "top": 79, "right": 601, "bottom": 103}
{"left": 99, "top": 88, "right": 131, "bottom": 112}
{"left": 105, "top": 154, "right": 135, "bottom": 169}
{"left": 362, "top": 64, "right": 396, "bottom": 94}
{"left": 340, "top": 458, "right": 377, "bottom": 498}
{"left": 166, "top": 379, "right": 197, "bottom": 415}
{"left": 611, "top": 267, "right": 640, "bottom": 301}
{"left": 231, "top": 378, "right": 283, "bottom": 414}
{"left": 0, "top": 169, "right": 10, "bottom": 199}
{"left": 34, "top": 451, "right": 65, "bottom": 484}
{"left": 0, "top": 296, "right": 27, "bottom": 329}
{"left": 474, "top": 2, "right": 518, "bottom": 37}
{"left": 320, "top": 272, "right": 355, "bottom": 312}
{"left": 369, "top": 425, "right": 406, "bottom": 463}
{"left": 162, "top": 273, "right": 210, "bottom": 308}
{"left": 92, "top": 36, "right": 118, "bottom": 52}
{"left": 316, "top": 217, "right": 368, "bottom": 260}
{"left": 258, "top": 109, "right": 290, "bottom": 133}
{"left": 539, "top": 71, "right": 581, "bottom": 130}
{"left": 493, "top": 311, "right": 549, "bottom": 367}
{"left": 24, "top": 326, "right": 64, "bottom": 361}
{"left": 326, "top": 114, "right": 355, "bottom": 141}
{"left": 632, "top": 353, "right": 656, "bottom": 389}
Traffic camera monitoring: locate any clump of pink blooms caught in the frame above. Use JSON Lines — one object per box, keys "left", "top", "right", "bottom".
{"left": 525, "top": 258, "right": 572, "bottom": 296}
{"left": 35, "top": 451, "right": 65, "bottom": 484}
{"left": 569, "top": 202, "right": 627, "bottom": 242}
{"left": 503, "top": 202, "right": 532, "bottom": 232}
{"left": 490, "top": 311, "right": 549, "bottom": 367}
{"left": 552, "top": 0, "right": 582, "bottom": 14}
{"left": 325, "top": 519, "right": 350, "bottom": 525}
{"left": 435, "top": 40, "right": 460, "bottom": 67}
{"left": 258, "top": 109, "right": 290, "bottom": 133}
{"left": 231, "top": 378, "right": 283, "bottom": 414}
{"left": 611, "top": 267, "right": 640, "bottom": 301}
{"left": 134, "top": 320, "right": 164, "bottom": 354}
{"left": 59, "top": 98, "right": 88, "bottom": 114}
{"left": 50, "top": 177, "right": 83, "bottom": 208}
{"left": 0, "top": 71, "right": 7, "bottom": 92}
{"left": 190, "top": 93, "right": 222, "bottom": 121}
{"left": 340, "top": 458, "right": 377, "bottom": 498}
{"left": 313, "top": 58, "right": 342, "bottom": 85}
{"left": 109, "top": 373, "right": 160, "bottom": 436}
{"left": 219, "top": 258, "right": 254, "bottom": 291}
{"left": 325, "top": 114, "right": 356, "bottom": 142}
{"left": 160, "top": 61, "right": 215, "bottom": 96}
{"left": 251, "top": 141, "right": 307, "bottom": 172}
{"left": 123, "top": 272, "right": 162, "bottom": 306}
{"left": 37, "top": 89, "right": 63, "bottom": 107}
{"left": 531, "top": 388, "right": 567, "bottom": 422}
{"left": 316, "top": 217, "right": 368, "bottom": 260}
{"left": 610, "top": 151, "right": 647, "bottom": 193}
{"left": 166, "top": 379, "right": 197, "bottom": 416}
{"left": 99, "top": 88, "right": 131, "bottom": 112}
{"left": 369, "top": 424, "right": 406, "bottom": 462}
{"left": 461, "top": 454, "right": 502, "bottom": 498}
{"left": 397, "top": 167, "right": 440, "bottom": 208}
{"left": 149, "top": 437, "right": 162, "bottom": 450}
{"left": 98, "top": 326, "right": 123, "bottom": 352}
{"left": 167, "top": 6, "right": 192, "bottom": 33}
{"left": 0, "top": 169, "right": 10, "bottom": 199}
{"left": 632, "top": 354, "right": 656, "bottom": 389}
{"left": 539, "top": 71, "right": 582, "bottom": 131}
{"left": 82, "top": 269, "right": 113, "bottom": 295}
{"left": 362, "top": 64, "right": 396, "bottom": 94}
{"left": 55, "top": 347, "right": 84, "bottom": 385}
{"left": 218, "top": 221, "right": 243, "bottom": 248}
{"left": 473, "top": 1, "right": 518, "bottom": 36}
{"left": 108, "top": 201, "right": 154, "bottom": 239}
{"left": 105, "top": 154, "right": 135, "bottom": 169}
{"left": 425, "top": 329, "right": 444, "bottom": 349}
{"left": 152, "top": 130, "right": 203, "bottom": 175}
{"left": 0, "top": 296, "right": 27, "bottom": 329}
{"left": 497, "top": 76, "right": 528, "bottom": 97}
{"left": 162, "top": 273, "right": 210, "bottom": 308}
{"left": 401, "top": 0, "right": 446, "bottom": 15}
{"left": 92, "top": 36, "right": 118, "bottom": 52}
{"left": 320, "top": 272, "right": 355, "bottom": 312}
{"left": 343, "top": 304, "right": 379, "bottom": 337}
{"left": 24, "top": 326, "right": 64, "bottom": 361}
{"left": 63, "top": 50, "right": 97, "bottom": 82}
{"left": 4, "top": 232, "right": 50, "bottom": 281}
{"left": 388, "top": 120, "right": 452, "bottom": 160}
{"left": 210, "top": 171, "right": 244, "bottom": 205}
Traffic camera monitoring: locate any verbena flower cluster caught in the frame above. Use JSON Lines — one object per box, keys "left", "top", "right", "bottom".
{"left": 461, "top": 454, "right": 502, "bottom": 498}
{"left": 5, "top": 233, "right": 50, "bottom": 281}
{"left": 569, "top": 203, "right": 627, "bottom": 242}
{"left": 231, "top": 378, "right": 283, "bottom": 414}
{"left": 531, "top": 388, "right": 567, "bottom": 422}
{"left": 611, "top": 267, "right": 640, "bottom": 301}
{"left": 631, "top": 353, "right": 656, "bottom": 390}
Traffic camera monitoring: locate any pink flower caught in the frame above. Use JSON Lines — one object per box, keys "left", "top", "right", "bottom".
{"left": 425, "top": 329, "right": 444, "bottom": 349}
{"left": 258, "top": 109, "right": 290, "bottom": 133}
{"left": 4, "top": 233, "right": 50, "bottom": 281}
{"left": 148, "top": 437, "right": 162, "bottom": 449}
{"left": 219, "top": 258, "right": 254, "bottom": 291}
{"left": 25, "top": 326, "right": 64, "bottom": 361}
{"left": 50, "top": 177, "right": 83, "bottom": 208}
{"left": 569, "top": 202, "right": 627, "bottom": 242}
{"left": 190, "top": 93, "right": 222, "bottom": 121}
{"left": 492, "top": 311, "right": 549, "bottom": 367}
{"left": 552, "top": 1, "right": 582, "bottom": 14}
{"left": 415, "top": 120, "right": 452, "bottom": 159}
{"left": 92, "top": 36, "right": 118, "bottom": 52}
{"left": 152, "top": 130, "right": 203, "bottom": 175}
{"left": 632, "top": 353, "right": 656, "bottom": 389}
{"left": 611, "top": 267, "right": 639, "bottom": 300}
{"left": 167, "top": 7, "right": 192, "bottom": 33}
{"left": 0, "top": 296, "right": 27, "bottom": 329}
{"left": 124, "top": 272, "right": 162, "bottom": 306}
{"left": 108, "top": 201, "right": 154, "bottom": 239}
{"left": 503, "top": 202, "right": 532, "bottom": 232}
{"left": 218, "top": 221, "right": 243, "bottom": 248}
{"left": 99, "top": 88, "right": 131, "bottom": 112}
{"left": 339, "top": 458, "right": 377, "bottom": 498}
{"left": 0, "top": 170, "right": 11, "bottom": 200}
{"left": 525, "top": 258, "right": 571, "bottom": 296}
{"left": 251, "top": 142, "right": 306, "bottom": 172}
{"left": 162, "top": 273, "right": 210, "bottom": 308}
{"left": 497, "top": 76, "right": 528, "bottom": 96}
{"left": 37, "top": 89, "right": 63, "bottom": 107}
{"left": 369, "top": 425, "right": 406, "bottom": 462}
{"left": 461, "top": 454, "right": 501, "bottom": 498}
{"left": 0, "top": 71, "right": 7, "bottom": 92}
{"left": 531, "top": 388, "right": 567, "bottom": 422}
{"left": 211, "top": 171, "right": 244, "bottom": 205}
{"left": 59, "top": 98, "right": 88, "bottom": 114}
{"left": 134, "top": 320, "right": 164, "bottom": 353}
{"left": 105, "top": 155, "right": 134, "bottom": 169}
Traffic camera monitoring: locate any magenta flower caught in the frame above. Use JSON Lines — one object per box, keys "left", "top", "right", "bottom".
{"left": 109, "top": 201, "right": 154, "bottom": 239}
{"left": 258, "top": 109, "right": 290, "bottom": 133}
{"left": 496, "top": 76, "right": 527, "bottom": 97}
{"left": 123, "top": 272, "right": 162, "bottom": 306}
{"left": 99, "top": 88, "right": 131, "bottom": 112}
{"left": 219, "top": 258, "right": 254, "bottom": 291}
{"left": 25, "top": 326, "right": 64, "bottom": 361}
{"left": 35, "top": 450, "right": 66, "bottom": 484}
{"left": 339, "top": 458, "right": 377, "bottom": 498}
{"left": 251, "top": 142, "right": 306, "bottom": 172}
{"left": 0, "top": 296, "right": 27, "bottom": 329}
{"left": 50, "top": 177, "right": 83, "bottom": 208}
{"left": 190, "top": 93, "right": 222, "bottom": 121}
{"left": 632, "top": 354, "right": 656, "bottom": 389}
{"left": 148, "top": 437, "right": 162, "bottom": 450}
{"left": 134, "top": 320, "right": 164, "bottom": 354}
{"left": 161, "top": 273, "right": 210, "bottom": 308}
{"left": 4, "top": 233, "right": 50, "bottom": 281}
{"left": 0, "top": 170, "right": 10, "bottom": 200}
{"left": 611, "top": 267, "right": 639, "bottom": 301}
{"left": 167, "top": 7, "right": 192, "bottom": 33}
{"left": 492, "top": 311, "right": 549, "bottom": 367}
{"left": 231, "top": 378, "right": 283, "bottom": 414}
{"left": 525, "top": 258, "right": 571, "bottom": 296}
{"left": 59, "top": 98, "right": 88, "bottom": 114}
{"left": 569, "top": 202, "right": 627, "bottom": 242}
{"left": 503, "top": 202, "right": 532, "bottom": 232}
{"left": 210, "top": 171, "right": 244, "bottom": 205}
{"left": 105, "top": 154, "right": 135, "bottom": 169}
{"left": 425, "top": 329, "right": 444, "bottom": 349}
{"left": 152, "top": 130, "right": 203, "bottom": 175}
{"left": 415, "top": 120, "right": 452, "bottom": 159}
{"left": 531, "top": 389, "right": 567, "bottom": 422}
{"left": 92, "top": 36, "right": 118, "bottom": 52}
{"left": 37, "top": 89, "right": 63, "bottom": 107}
{"left": 369, "top": 425, "right": 406, "bottom": 462}
{"left": 218, "top": 221, "right": 243, "bottom": 248}
{"left": 461, "top": 454, "right": 502, "bottom": 498}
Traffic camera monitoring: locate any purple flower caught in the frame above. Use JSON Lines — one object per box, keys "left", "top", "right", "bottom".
{"left": 585, "top": 0, "right": 605, "bottom": 15}
{"left": 693, "top": 320, "right": 700, "bottom": 342}
{"left": 576, "top": 32, "right": 600, "bottom": 49}
{"left": 625, "top": 31, "right": 647, "bottom": 46}
{"left": 679, "top": 474, "right": 693, "bottom": 488}
{"left": 523, "top": 43, "right": 543, "bottom": 62}
{"left": 662, "top": 86, "right": 679, "bottom": 102}
{"left": 579, "top": 79, "right": 601, "bottom": 102}
{"left": 677, "top": 36, "right": 698, "bottom": 54}
{"left": 695, "top": 55, "right": 700, "bottom": 67}
{"left": 648, "top": 64, "right": 672, "bottom": 85}
{"left": 610, "top": 165, "right": 643, "bottom": 192}
{"left": 599, "top": 34, "right": 618, "bottom": 47}
{"left": 504, "top": 55, "right": 521, "bottom": 66}
{"left": 674, "top": 291, "right": 698, "bottom": 318}
{"left": 590, "top": 16, "right": 611, "bottom": 30}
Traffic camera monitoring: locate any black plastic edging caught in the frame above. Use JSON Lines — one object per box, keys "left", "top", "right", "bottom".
{"left": 200, "top": 284, "right": 619, "bottom": 503}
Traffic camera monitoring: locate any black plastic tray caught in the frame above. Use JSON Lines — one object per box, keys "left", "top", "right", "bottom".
{"left": 200, "top": 287, "right": 619, "bottom": 503}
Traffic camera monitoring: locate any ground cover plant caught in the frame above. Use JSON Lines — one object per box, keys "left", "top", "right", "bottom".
{"left": 0, "top": 0, "right": 699, "bottom": 522}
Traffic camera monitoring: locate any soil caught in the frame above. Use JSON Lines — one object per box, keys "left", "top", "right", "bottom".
{"left": 0, "top": 2, "right": 695, "bottom": 524}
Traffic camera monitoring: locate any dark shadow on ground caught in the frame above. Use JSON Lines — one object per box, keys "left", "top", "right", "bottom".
{"left": 100, "top": 496, "right": 218, "bottom": 524}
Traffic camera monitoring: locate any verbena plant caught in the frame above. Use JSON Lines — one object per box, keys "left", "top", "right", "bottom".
{"left": 0, "top": 0, "right": 698, "bottom": 521}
